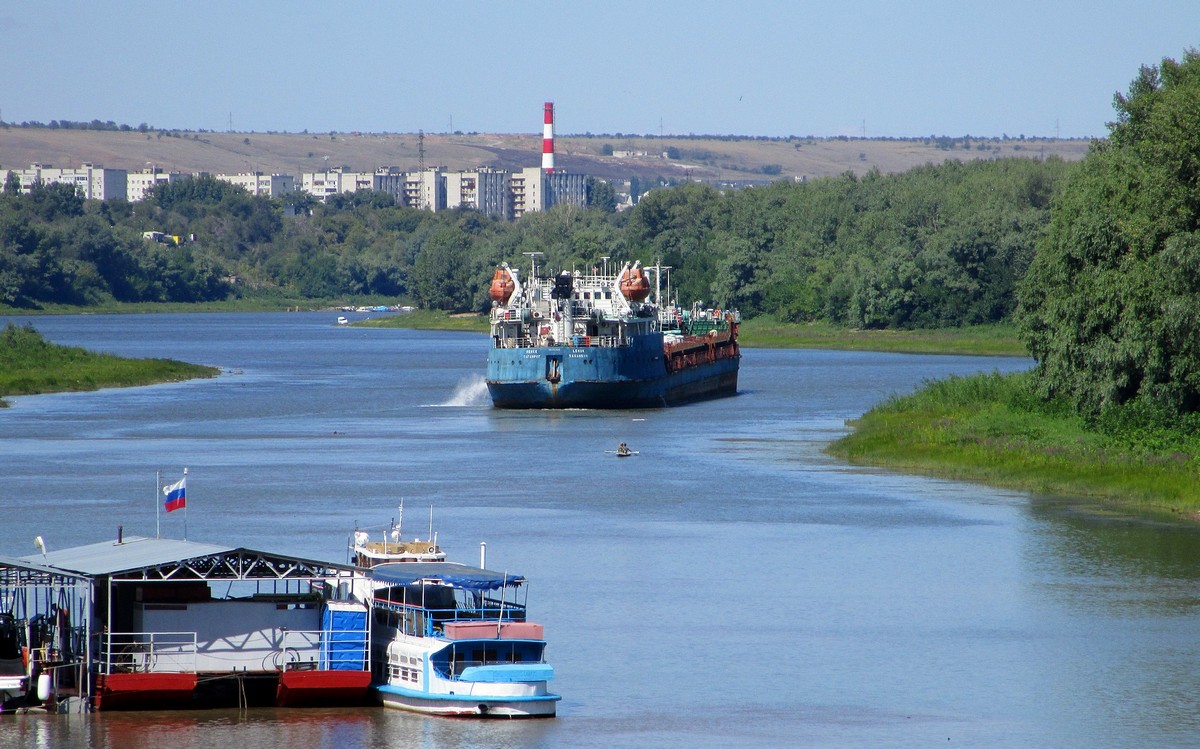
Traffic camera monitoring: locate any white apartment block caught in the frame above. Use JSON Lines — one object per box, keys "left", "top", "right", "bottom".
{"left": 508, "top": 168, "right": 586, "bottom": 219}
{"left": 300, "top": 168, "right": 376, "bottom": 202}
{"left": 403, "top": 169, "right": 445, "bottom": 212}
{"left": 5, "top": 163, "right": 127, "bottom": 201}
{"left": 215, "top": 172, "right": 296, "bottom": 197}
{"left": 445, "top": 168, "right": 509, "bottom": 218}
{"left": 127, "top": 169, "right": 183, "bottom": 202}
{"left": 5, "top": 159, "right": 592, "bottom": 218}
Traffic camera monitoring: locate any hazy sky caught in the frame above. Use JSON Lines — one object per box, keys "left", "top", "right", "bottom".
{"left": 2, "top": 1, "right": 1197, "bottom": 139}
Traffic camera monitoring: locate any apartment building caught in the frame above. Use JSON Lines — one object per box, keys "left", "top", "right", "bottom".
{"left": 5, "top": 163, "right": 127, "bottom": 201}
{"left": 215, "top": 172, "right": 296, "bottom": 197}
{"left": 127, "top": 168, "right": 183, "bottom": 202}
{"left": 300, "top": 167, "right": 376, "bottom": 202}
{"left": 444, "top": 168, "right": 510, "bottom": 218}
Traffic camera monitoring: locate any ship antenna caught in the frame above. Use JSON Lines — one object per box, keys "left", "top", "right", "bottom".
{"left": 428, "top": 504, "right": 434, "bottom": 544}
{"left": 397, "top": 499, "right": 404, "bottom": 545}
{"left": 523, "top": 251, "right": 543, "bottom": 278}
{"left": 497, "top": 570, "right": 508, "bottom": 637}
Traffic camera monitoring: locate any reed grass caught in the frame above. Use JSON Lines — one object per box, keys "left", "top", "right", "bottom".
{"left": 828, "top": 370, "right": 1200, "bottom": 515}
{"left": 0, "top": 323, "right": 218, "bottom": 406}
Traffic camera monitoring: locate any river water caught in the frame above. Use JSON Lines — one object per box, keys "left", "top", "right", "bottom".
{"left": 1, "top": 312, "right": 1198, "bottom": 749}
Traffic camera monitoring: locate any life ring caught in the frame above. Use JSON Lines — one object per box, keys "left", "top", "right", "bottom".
{"left": 427, "top": 546, "right": 436, "bottom": 553}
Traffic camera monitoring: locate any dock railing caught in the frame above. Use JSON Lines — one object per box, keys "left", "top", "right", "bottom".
{"left": 100, "top": 626, "right": 368, "bottom": 674}
{"left": 101, "top": 631, "right": 197, "bottom": 675}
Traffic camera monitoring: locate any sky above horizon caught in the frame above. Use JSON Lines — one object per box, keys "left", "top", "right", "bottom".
{"left": 1, "top": 2, "right": 1197, "bottom": 140}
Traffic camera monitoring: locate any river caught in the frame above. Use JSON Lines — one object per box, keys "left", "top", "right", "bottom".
{"left": 1, "top": 312, "right": 1198, "bottom": 748}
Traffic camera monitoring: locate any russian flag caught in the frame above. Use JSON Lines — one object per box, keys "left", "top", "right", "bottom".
{"left": 163, "top": 477, "right": 186, "bottom": 513}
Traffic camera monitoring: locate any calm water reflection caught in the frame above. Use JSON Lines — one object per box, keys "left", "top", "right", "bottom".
{"left": 1, "top": 312, "right": 1198, "bottom": 748}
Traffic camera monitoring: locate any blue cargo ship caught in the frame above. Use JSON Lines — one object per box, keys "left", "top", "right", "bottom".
{"left": 486, "top": 257, "right": 740, "bottom": 409}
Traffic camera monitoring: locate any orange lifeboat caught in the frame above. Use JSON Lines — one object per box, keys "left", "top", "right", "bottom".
{"left": 489, "top": 267, "right": 515, "bottom": 305}
{"left": 618, "top": 265, "right": 651, "bottom": 302}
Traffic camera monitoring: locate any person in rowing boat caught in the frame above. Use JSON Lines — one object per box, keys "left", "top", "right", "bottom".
{"left": 616, "top": 442, "right": 632, "bottom": 457}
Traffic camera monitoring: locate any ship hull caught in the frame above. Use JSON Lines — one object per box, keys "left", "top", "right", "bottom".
{"left": 377, "top": 683, "right": 558, "bottom": 718}
{"left": 486, "top": 336, "right": 738, "bottom": 409}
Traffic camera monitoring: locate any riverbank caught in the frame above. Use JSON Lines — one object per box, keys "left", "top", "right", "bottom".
{"left": 357, "top": 311, "right": 1029, "bottom": 356}
{"left": 827, "top": 370, "right": 1200, "bottom": 517}
{"left": 0, "top": 323, "right": 219, "bottom": 407}
{"left": 737, "top": 318, "right": 1026, "bottom": 356}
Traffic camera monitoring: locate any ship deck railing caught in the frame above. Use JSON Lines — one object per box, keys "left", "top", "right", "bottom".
{"left": 492, "top": 335, "right": 630, "bottom": 350}
{"left": 372, "top": 598, "right": 527, "bottom": 638}
{"left": 440, "top": 655, "right": 551, "bottom": 679}
{"left": 372, "top": 598, "right": 527, "bottom": 622}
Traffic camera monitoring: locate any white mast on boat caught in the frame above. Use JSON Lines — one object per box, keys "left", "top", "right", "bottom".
{"left": 395, "top": 500, "right": 404, "bottom": 553}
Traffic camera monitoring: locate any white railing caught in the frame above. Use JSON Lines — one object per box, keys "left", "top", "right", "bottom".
{"left": 102, "top": 631, "right": 197, "bottom": 675}
{"left": 101, "top": 627, "right": 368, "bottom": 674}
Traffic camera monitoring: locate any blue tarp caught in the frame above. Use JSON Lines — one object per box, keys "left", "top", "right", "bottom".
{"left": 369, "top": 562, "right": 524, "bottom": 591}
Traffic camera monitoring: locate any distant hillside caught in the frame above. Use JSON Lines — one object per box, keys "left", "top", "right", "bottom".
{"left": 0, "top": 127, "right": 1090, "bottom": 184}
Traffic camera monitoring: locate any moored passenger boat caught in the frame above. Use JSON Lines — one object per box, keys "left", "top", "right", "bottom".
{"left": 364, "top": 557, "right": 558, "bottom": 718}
{"left": 486, "top": 257, "right": 740, "bottom": 409}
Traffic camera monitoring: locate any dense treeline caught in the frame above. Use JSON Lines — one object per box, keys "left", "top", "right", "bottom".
{"left": 1018, "top": 49, "right": 1200, "bottom": 420}
{"left": 831, "top": 50, "right": 1200, "bottom": 512}
{"left": 0, "top": 156, "right": 1072, "bottom": 329}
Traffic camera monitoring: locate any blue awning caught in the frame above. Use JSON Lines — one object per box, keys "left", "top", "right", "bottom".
{"left": 369, "top": 562, "right": 524, "bottom": 591}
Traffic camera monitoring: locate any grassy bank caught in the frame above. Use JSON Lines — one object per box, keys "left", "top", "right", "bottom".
{"left": 738, "top": 318, "right": 1027, "bottom": 356}
{"left": 0, "top": 323, "right": 219, "bottom": 406}
{"left": 356, "top": 310, "right": 490, "bottom": 333}
{"left": 0, "top": 295, "right": 409, "bottom": 316}
{"left": 828, "top": 371, "right": 1200, "bottom": 516}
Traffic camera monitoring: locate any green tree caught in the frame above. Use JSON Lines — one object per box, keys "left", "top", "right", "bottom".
{"left": 412, "top": 225, "right": 475, "bottom": 311}
{"left": 586, "top": 177, "right": 617, "bottom": 213}
{"left": 1018, "top": 49, "right": 1200, "bottom": 416}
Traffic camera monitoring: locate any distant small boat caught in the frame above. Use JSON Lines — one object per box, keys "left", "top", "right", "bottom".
{"left": 337, "top": 316, "right": 349, "bottom": 326}
{"left": 609, "top": 443, "right": 638, "bottom": 457}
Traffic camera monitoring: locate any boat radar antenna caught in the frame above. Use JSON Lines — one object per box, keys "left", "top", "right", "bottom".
{"left": 654, "top": 261, "right": 672, "bottom": 307}
{"left": 34, "top": 535, "right": 48, "bottom": 562}
{"left": 523, "top": 251, "right": 544, "bottom": 279}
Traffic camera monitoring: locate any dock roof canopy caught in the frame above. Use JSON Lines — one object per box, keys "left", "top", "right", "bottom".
{"left": 16, "top": 536, "right": 356, "bottom": 581}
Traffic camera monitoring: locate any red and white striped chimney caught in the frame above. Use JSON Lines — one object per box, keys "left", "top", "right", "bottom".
{"left": 542, "top": 101, "right": 555, "bottom": 173}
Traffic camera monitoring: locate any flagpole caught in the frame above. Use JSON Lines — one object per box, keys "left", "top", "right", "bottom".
{"left": 156, "top": 470, "right": 161, "bottom": 539}
{"left": 183, "top": 467, "right": 188, "bottom": 541}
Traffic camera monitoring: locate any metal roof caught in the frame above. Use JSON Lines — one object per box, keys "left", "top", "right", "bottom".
{"left": 0, "top": 553, "right": 91, "bottom": 581}
{"left": 20, "top": 536, "right": 235, "bottom": 577}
